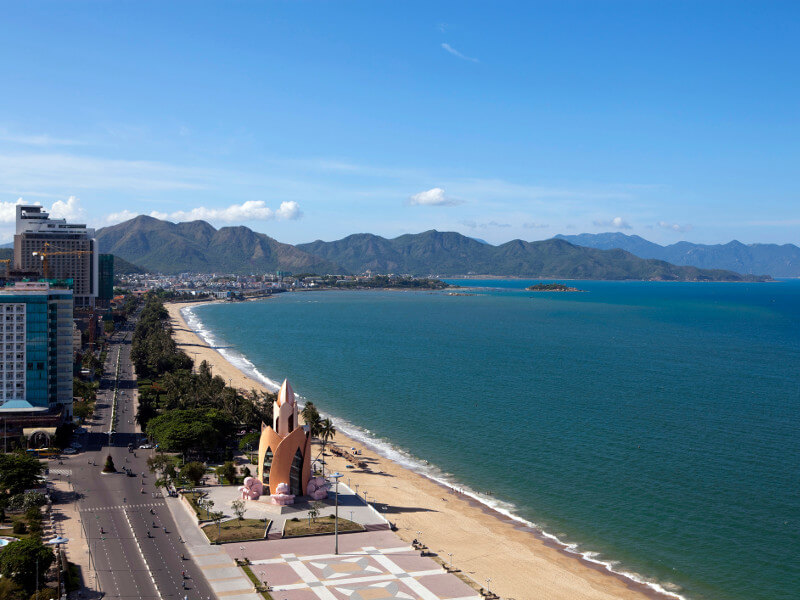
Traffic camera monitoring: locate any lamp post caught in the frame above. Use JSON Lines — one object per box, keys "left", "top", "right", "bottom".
{"left": 330, "top": 472, "right": 343, "bottom": 554}
{"left": 486, "top": 578, "right": 492, "bottom": 596}
{"left": 448, "top": 553, "right": 453, "bottom": 570}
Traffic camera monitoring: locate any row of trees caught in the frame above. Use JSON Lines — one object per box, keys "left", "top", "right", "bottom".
{"left": 0, "top": 452, "right": 55, "bottom": 597}
{"left": 133, "top": 295, "right": 274, "bottom": 457}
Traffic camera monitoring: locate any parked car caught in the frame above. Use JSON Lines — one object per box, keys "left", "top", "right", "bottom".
{"left": 139, "top": 443, "right": 153, "bottom": 449}
{"left": 63, "top": 448, "right": 77, "bottom": 455}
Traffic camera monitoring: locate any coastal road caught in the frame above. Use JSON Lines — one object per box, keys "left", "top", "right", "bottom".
{"left": 60, "top": 320, "right": 216, "bottom": 600}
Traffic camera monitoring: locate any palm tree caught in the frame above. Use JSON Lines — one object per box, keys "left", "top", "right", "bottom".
{"left": 319, "top": 418, "right": 336, "bottom": 454}
{"left": 301, "top": 402, "right": 322, "bottom": 437}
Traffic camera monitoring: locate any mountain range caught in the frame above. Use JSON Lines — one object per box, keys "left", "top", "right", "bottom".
{"left": 96, "top": 215, "right": 340, "bottom": 275}
{"left": 86, "top": 216, "right": 771, "bottom": 281}
{"left": 297, "top": 231, "right": 769, "bottom": 281}
{"left": 556, "top": 232, "right": 800, "bottom": 277}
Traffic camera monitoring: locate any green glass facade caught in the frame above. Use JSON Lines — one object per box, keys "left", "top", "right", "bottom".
{"left": 0, "top": 286, "right": 73, "bottom": 414}
{"left": 99, "top": 254, "right": 114, "bottom": 301}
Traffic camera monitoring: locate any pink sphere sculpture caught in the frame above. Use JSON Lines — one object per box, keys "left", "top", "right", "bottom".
{"left": 239, "top": 476, "right": 263, "bottom": 500}
{"left": 306, "top": 476, "right": 330, "bottom": 500}
{"left": 270, "top": 482, "right": 295, "bottom": 505}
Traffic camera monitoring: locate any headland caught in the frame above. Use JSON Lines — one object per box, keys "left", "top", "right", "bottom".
{"left": 165, "top": 301, "right": 671, "bottom": 600}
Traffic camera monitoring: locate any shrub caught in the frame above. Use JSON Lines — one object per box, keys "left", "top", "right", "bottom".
{"left": 290, "top": 517, "right": 299, "bottom": 522}
{"left": 12, "top": 520, "right": 27, "bottom": 534}
{"left": 102, "top": 455, "right": 116, "bottom": 473}
{"left": 7, "top": 494, "right": 25, "bottom": 511}
{"left": 22, "top": 492, "right": 47, "bottom": 510}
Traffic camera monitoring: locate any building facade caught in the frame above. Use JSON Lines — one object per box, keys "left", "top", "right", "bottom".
{"left": 13, "top": 205, "right": 99, "bottom": 307}
{"left": 98, "top": 253, "right": 114, "bottom": 307}
{"left": 0, "top": 282, "right": 73, "bottom": 418}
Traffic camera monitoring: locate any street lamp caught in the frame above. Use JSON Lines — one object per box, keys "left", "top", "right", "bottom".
{"left": 448, "top": 553, "right": 453, "bottom": 570}
{"left": 330, "top": 472, "right": 343, "bottom": 554}
{"left": 486, "top": 578, "right": 492, "bottom": 596}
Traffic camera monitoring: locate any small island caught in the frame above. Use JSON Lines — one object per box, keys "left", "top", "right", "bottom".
{"left": 526, "top": 282, "right": 584, "bottom": 292}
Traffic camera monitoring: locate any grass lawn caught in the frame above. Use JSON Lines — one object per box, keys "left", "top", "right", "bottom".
{"left": 283, "top": 515, "right": 364, "bottom": 537}
{"left": 0, "top": 526, "right": 31, "bottom": 540}
{"left": 182, "top": 491, "right": 214, "bottom": 521}
{"left": 241, "top": 563, "right": 274, "bottom": 599}
{"left": 203, "top": 518, "right": 270, "bottom": 543}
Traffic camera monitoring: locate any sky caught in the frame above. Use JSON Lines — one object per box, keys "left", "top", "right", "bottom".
{"left": 0, "top": 0, "right": 798, "bottom": 246}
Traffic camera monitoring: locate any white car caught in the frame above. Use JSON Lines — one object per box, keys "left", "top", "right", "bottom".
{"left": 63, "top": 448, "right": 77, "bottom": 455}
{"left": 139, "top": 443, "right": 153, "bottom": 449}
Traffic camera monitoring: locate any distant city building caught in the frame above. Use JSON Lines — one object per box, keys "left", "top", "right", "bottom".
{"left": 0, "top": 282, "right": 74, "bottom": 418}
{"left": 13, "top": 205, "right": 99, "bottom": 307}
{"left": 98, "top": 253, "right": 115, "bottom": 306}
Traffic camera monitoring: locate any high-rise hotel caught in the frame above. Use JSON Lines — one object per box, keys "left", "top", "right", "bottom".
{"left": 0, "top": 282, "right": 74, "bottom": 419}
{"left": 13, "top": 205, "right": 99, "bottom": 307}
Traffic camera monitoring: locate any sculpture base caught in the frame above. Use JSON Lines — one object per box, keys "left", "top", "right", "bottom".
{"left": 256, "top": 497, "right": 303, "bottom": 514}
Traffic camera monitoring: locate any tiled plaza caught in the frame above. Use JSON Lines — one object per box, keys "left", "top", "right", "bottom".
{"left": 228, "top": 531, "right": 481, "bottom": 600}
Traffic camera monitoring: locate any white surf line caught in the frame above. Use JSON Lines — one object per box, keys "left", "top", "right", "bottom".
{"left": 123, "top": 506, "right": 163, "bottom": 600}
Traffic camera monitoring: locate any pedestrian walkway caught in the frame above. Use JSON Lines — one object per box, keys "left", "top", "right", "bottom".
{"left": 164, "top": 490, "right": 261, "bottom": 600}
{"left": 50, "top": 480, "right": 102, "bottom": 599}
{"left": 80, "top": 501, "right": 166, "bottom": 513}
{"left": 228, "top": 532, "right": 481, "bottom": 600}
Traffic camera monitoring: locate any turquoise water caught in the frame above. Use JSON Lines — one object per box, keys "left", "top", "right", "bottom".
{"left": 186, "top": 280, "right": 800, "bottom": 600}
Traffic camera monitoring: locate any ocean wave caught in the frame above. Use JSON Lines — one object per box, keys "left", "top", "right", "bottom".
{"left": 180, "top": 304, "right": 688, "bottom": 600}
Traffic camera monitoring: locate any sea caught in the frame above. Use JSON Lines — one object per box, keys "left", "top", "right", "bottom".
{"left": 182, "top": 279, "right": 800, "bottom": 600}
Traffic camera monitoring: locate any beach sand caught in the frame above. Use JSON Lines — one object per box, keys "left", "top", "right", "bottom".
{"left": 166, "top": 301, "right": 665, "bottom": 600}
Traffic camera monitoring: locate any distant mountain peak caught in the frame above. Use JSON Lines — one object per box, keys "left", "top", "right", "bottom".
{"left": 557, "top": 232, "right": 797, "bottom": 277}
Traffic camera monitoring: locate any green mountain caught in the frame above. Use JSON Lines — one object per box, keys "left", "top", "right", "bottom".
{"left": 96, "top": 215, "right": 341, "bottom": 275}
{"left": 112, "top": 256, "right": 146, "bottom": 275}
{"left": 556, "top": 232, "right": 800, "bottom": 278}
{"left": 298, "top": 231, "right": 772, "bottom": 281}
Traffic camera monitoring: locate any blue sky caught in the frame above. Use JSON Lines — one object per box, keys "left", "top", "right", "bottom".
{"left": 0, "top": 1, "right": 798, "bottom": 246}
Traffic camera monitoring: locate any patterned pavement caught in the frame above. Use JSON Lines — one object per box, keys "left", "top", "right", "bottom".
{"left": 236, "top": 533, "right": 481, "bottom": 600}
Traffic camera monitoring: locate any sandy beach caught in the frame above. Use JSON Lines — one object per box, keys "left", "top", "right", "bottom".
{"left": 166, "top": 300, "right": 665, "bottom": 600}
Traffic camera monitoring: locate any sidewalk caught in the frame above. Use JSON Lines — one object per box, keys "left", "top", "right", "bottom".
{"left": 50, "top": 479, "right": 102, "bottom": 599}
{"left": 164, "top": 491, "right": 261, "bottom": 600}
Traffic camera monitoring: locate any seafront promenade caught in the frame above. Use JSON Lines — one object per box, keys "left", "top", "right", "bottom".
{"left": 166, "top": 302, "right": 662, "bottom": 600}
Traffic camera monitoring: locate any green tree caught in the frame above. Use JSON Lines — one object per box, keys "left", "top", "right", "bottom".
{"left": 301, "top": 402, "right": 321, "bottom": 437}
{"left": 181, "top": 462, "right": 207, "bottom": 487}
{"left": 219, "top": 461, "right": 238, "bottom": 485}
{"left": 0, "top": 538, "right": 54, "bottom": 593}
{"left": 231, "top": 499, "right": 246, "bottom": 522}
{"left": 318, "top": 419, "right": 337, "bottom": 453}
{"left": 0, "top": 578, "right": 25, "bottom": 600}
{"left": 0, "top": 453, "right": 44, "bottom": 496}
{"left": 146, "top": 408, "right": 234, "bottom": 455}
{"left": 102, "top": 455, "right": 116, "bottom": 473}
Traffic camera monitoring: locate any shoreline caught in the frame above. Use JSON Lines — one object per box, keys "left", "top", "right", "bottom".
{"left": 165, "top": 300, "right": 682, "bottom": 600}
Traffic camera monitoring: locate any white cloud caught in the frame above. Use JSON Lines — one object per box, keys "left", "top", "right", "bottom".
{"left": 593, "top": 216, "right": 632, "bottom": 230}
{"left": 658, "top": 221, "right": 692, "bottom": 233}
{"left": 0, "top": 196, "right": 85, "bottom": 224}
{"left": 408, "top": 187, "right": 461, "bottom": 206}
{"left": 148, "top": 200, "right": 303, "bottom": 223}
{"left": 523, "top": 222, "right": 549, "bottom": 229}
{"left": 0, "top": 198, "right": 31, "bottom": 223}
{"left": 441, "top": 43, "right": 479, "bottom": 63}
{"left": 104, "top": 209, "right": 138, "bottom": 225}
{"left": 49, "top": 195, "right": 85, "bottom": 221}
{"left": 275, "top": 200, "right": 302, "bottom": 220}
